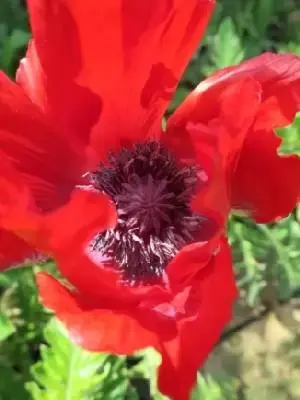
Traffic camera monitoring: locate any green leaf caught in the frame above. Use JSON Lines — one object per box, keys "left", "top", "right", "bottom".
{"left": 0, "top": 365, "right": 30, "bottom": 400}
{"left": 131, "top": 348, "right": 167, "bottom": 399}
{"left": 211, "top": 17, "right": 244, "bottom": 69}
{"left": 26, "top": 318, "right": 133, "bottom": 400}
{"left": 253, "top": 0, "right": 276, "bottom": 37}
{"left": 192, "top": 373, "right": 238, "bottom": 400}
{"left": 0, "top": 312, "right": 15, "bottom": 341}
{"left": 0, "top": 268, "right": 49, "bottom": 384}
{"left": 230, "top": 212, "right": 300, "bottom": 306}
{"left": 277, "top": 112, "right": 300, "bottom": 155}
{"left": 0, "top": 28, "right": 30, "bottom": 73}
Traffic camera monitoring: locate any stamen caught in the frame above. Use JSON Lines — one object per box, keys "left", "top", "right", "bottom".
{"left": 88, "top": 141, "right": 212, "bottom": 285}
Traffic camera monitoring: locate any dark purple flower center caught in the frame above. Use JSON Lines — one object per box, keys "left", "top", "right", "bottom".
{"left": 88, "top": 141, "right": 213, "bottom": 285}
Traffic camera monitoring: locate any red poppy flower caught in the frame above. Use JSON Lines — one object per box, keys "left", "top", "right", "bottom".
{"left": 1, "top": 1, "right": 300, "bottom": 399}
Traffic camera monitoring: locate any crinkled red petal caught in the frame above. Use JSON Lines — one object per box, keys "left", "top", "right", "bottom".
{"left": 22, "top": 0, "right": 215, "bottom": 163}
{"left": 157, "top": 238, "right": 237, "bottom": 400}
{"left": 38, "top": 188, "right": 123, "bottom": 299}
{"left": 229, "top": 55, "right": 300, "bottom": 221}
{"left": 37, "top": 272, "right": 164, "bottom": 353}
{"left": 0, "top": 152, "right": 42, "bottom": 268}
{"left": 232, "top": 129, "right": 300, "bottom": 222}
{"left": 41, "top": 189, "right": 117, "bottom": 252}
{"left": 168, "top": 53, "right": 300, "bottom": 222}
{"left": 0, "top": 72, "right": 82, "bottom": 212}
{"left": 16, "top": 40, "right": 101, "bottom": 160}
{"left": 36, "top": 188, "right": 171, "bottom": 306}
{"left": 36, "top": 237, "right": 234, "bottom": 366}
{"left": 166, "top": 239, "right": 218, "bottom": 288}
{"left": 164, "top": 76, "right": 262, "bottom": 226}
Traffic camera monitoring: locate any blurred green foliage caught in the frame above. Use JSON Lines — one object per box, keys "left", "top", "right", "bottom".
{"left": 0, "top": 0, "right": 300, "bottom": 399}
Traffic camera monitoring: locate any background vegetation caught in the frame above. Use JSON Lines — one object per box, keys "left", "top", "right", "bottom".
{"left": 1, "top": 0, "right": 300, "bottom": 399}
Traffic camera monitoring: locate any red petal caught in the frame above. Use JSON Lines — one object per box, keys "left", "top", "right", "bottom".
{"left": 16, "top": 41, "right": 45, "bottom": 109}
{"left": 169, "top": 53, "right": 300, "bottom": 222}
{"left": 166, "top": 239, "right": 218, "bottom": 287}
{"left": 165, "top": 76, "right": 262, "bottom": 225}
{"left": 36, "top": 239, "right": 234, "bottom": 363}
{"left": 0, "top": 154, "right": 45, "bottom": 269}
{"left": 230, "top": 54, "right": 300, "bottom": 221}
{"left": 37, "top": 188, "right": 178, "bottom": 307}
{"left": 36, "top": 188, "right": 156, "bottom": 303}
{"left": 21, "top": 0, "right": 215, "bottom": 161}
{"left": 0, "top": 152, "right": 46, "bottom": 261}
{"left": 0, "top": 230, "right": 37, "bottom": 270}
{"left": 232, "top": 129, "right": 300, "bottom": 222}
{"left": 37, "top": 272, "right": 162, "bottom": 353}
{"left": 0, "top": 72, "right": 82, "bottom": 211}
{"left": 157, "top": 238, "right": 237, "bottom": 400}
{"left": 42, "top": 189, "right": 117, "bottom": 252}
{"left": 16, "top": 40, "right": 101, "bottom": 158}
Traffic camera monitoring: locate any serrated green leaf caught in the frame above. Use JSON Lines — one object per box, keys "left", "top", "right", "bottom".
{"left": 26, "top": 318, "right": 132, "bottom": 400}
{"left": 230, "top": 211, "right": 300, "bottom": 306}
{"left": 211, "top": 17, "right": 244, "bottom": 69}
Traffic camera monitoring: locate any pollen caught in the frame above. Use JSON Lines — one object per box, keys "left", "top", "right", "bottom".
{"left": 88, "top": 142, "right": 211, "bottom": 284}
